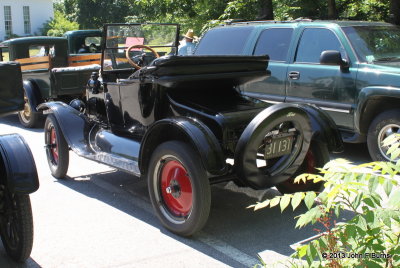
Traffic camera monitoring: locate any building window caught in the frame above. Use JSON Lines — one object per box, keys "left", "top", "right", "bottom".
{"left": 4, "top": 6, "right": 12, "bottom": 37}
{"left": 23, "top": 6, "right": 31, "bottom": 34}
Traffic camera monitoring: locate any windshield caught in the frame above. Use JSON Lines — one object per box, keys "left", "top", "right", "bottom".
{"left": 103, "top": 23, "right": 179, "bottom": 71}
{"left": 342, "top": 25, "right": 400, "bottom": 63}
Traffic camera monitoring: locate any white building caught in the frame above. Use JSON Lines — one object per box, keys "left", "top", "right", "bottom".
{"left": 0, "top": 0, "right": 53, "bottom": 41}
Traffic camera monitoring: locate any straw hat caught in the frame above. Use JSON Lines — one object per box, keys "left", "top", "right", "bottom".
{"left": 183, "top": 29, "right": 197, "bottom": 40}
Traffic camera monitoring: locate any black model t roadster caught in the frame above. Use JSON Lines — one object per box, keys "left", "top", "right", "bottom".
{"left": 39, "top": 23, "right": 343, "bottom": 236}
{"left": 0, "top": 62, "right": 39, "bottom": 261}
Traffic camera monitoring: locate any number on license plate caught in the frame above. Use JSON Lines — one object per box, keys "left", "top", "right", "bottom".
{"left": 264, "top": 136, "right": 292, "bottom": 159}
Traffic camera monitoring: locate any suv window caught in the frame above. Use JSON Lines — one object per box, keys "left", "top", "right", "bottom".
{"left": 253, "top": 28, "right": 293, "bottom": 61}
{"left": 195, "top": 27, "right": 253, "bottom": 55}
{"left": 295, "top": 28, "right": 343, "bottom": 63}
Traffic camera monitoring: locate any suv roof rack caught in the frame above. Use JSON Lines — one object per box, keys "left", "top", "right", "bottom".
{"left": 227, "top": 18, "right": 313, "bottom": 25}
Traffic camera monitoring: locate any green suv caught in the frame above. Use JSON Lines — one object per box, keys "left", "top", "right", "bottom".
{"left": 195, "top": 20, "right": 400, "bottom": 161}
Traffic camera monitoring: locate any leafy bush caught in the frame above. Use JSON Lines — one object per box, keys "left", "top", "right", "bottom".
{"left": 41, "top": 11, "right": 79, "bottom": 37}
{"left": 251, "top": 135, "right": 400, "bottom": 267}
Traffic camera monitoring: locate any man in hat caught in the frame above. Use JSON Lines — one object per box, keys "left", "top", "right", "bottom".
{"left": 178, "top": 29, "right": 197, "bottom": 55}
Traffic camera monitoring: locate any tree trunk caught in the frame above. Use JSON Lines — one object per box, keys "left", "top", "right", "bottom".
{"left": 390, "top": 0, "right": 400, "bottom": 25}
{"left": 327, "top": 0, "right": 338, "bottom": 19}
{"left": 257, "top": 0, "right": 274, "bottom": 20}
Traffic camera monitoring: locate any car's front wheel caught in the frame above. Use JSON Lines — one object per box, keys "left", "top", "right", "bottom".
{"left": 367, "top": 109, "right": 400, "bottom": 162}
{"left": 0, "top": 186, "right": 33, "bottom": 262}
{"left": 147, "top": 141, "right": 211, "bottom": 236}
{"left": 44, "top": 115, "right": 69, "bottom": 178}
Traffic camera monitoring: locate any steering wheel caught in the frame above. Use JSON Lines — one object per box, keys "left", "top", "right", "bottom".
{"left": 125, "top": 45, "right": 160, "bottom": 70}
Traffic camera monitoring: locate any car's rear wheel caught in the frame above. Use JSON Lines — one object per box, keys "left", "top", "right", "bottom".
{"left": 147, "top": 141, "right": 211, "bottom": 236}
{"left": 44, "top": 115, "right": 69, "bottom": 178}
{"left": 0, "top": 185, "right": 33, "bottom": 262}
{"left": 18, "top": 90, "right": 41, "bottom": 128}
{"left": 275, "top": 141, "right": 329, "bottom": 194}
{"left": 367, "top": 109, "right": 400, "bottom": 162}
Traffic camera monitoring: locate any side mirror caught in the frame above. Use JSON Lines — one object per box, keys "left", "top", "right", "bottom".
{"left": 320, "top": 50, "right": 349, "bottom": 69}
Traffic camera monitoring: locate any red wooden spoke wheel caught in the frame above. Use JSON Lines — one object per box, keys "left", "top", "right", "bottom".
{"left": 276, "top": 141, "right": 329, "bottom": 194}
{"left": 50, "top": 127, "right": 59, "bottom": 164}
{"left": 44, "top": 115, "right": 69, "bottom": 179}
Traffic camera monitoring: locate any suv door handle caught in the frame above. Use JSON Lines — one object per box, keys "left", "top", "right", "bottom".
{"left": 288, "top": 71, "right": 300, "bottom": 80}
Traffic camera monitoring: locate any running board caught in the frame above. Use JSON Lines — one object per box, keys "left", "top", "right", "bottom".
{"left": 81, "top": 152, "right": 141, "bottom": 177}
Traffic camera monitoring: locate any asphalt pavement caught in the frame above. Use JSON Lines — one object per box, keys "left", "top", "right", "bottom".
{"left": 0, "top": 113, "right": 371, "bottom": 268}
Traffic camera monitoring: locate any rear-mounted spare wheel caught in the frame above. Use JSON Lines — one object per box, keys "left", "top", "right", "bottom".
{"left": 234, "top": 104, "right": 312, "bottom": 190}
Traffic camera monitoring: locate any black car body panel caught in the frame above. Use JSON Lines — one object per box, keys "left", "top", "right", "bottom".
{"left": 0, "top": 134, "right": 39, "bottom": 194}
{"left": 39, "top": 23, "right": 343, "bottom": 236}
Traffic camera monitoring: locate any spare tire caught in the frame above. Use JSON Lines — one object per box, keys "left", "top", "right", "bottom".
{"left": 234, "top": 104, "right": 312, "bottom": 190}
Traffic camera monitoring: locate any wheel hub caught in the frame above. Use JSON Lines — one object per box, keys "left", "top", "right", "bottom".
{"left": 378, "top": 123, "right": 400, "bottom": 161}
{"left": 165, "top": 179, "right": 181, "bottom": 198}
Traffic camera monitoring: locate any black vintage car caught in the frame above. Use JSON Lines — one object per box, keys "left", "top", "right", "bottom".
{"left": 39, "top": 23, "right": 343, "bottom": 236}
{"left": 0, "top": 62, "right": 39, "bottom": 261}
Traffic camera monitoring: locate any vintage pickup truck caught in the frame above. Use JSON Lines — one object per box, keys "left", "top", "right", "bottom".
{"left": 0, "top": 35, "right": 101, "bottom": 127}
{"left": 0, "top": 62, "right": 39, "bottom": 262}
{"left": 39, "top": 23, "right": 343, "bottom": 236}
{"left": 195, "top": 20, "right": 400, "bottom": 162}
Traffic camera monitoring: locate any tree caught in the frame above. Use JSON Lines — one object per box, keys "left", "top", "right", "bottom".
{"left": 257, "top": 0, "right": 274, "bottom": 20}
{"left": 327, "top": 0, "right": 338, "bottom": 19}
{"left": 41, "top": 11, "right": 79, "bottom": 36}
{"left": 390, "top": 0, "right": 400, "bottom": 25}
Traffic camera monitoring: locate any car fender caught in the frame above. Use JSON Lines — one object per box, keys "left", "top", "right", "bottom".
{"left": 0, "top": 134, "right": 39, "bottom": 194}
{"left": 139, "top": 117, "right": 227, "bottom": 177}
{"left": 38, "top": 101, "right": 93, "bottom": 155}
{"left": 23, "top": 80, "right": 43, "bottom": 113}
{"left": 297, "top": 104, "right": 344, "bottom": 153}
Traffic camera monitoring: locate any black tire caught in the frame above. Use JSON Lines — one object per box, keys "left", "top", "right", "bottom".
{"left": 0, "top": 187, "right": 33, "bottom": 262}
{"left": 44, "top": 114, "right": 69, "bottom": 178}
{"left": 147, "top": 141, "right": 211, "bottom": 236}
{"left": 276, "top": 141, "right": 329, "bottom": 194}
{"left": 367, "top": 109, "right": 400, "bottom": 162}
{"left": 18, "top": 89, "right": 41, "bottom": 128}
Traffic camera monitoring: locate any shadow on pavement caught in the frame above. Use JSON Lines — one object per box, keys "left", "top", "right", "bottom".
{"left": 55, "top": 170, "right": 354, "bottom": 267}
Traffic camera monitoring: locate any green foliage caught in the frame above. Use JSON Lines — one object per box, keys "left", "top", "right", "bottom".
{"left": 250, "top": 135, "right": 400, "bottom": 267}
{"left": 53, "top": 0, "right": 397, "bottom": 37}
{"left": 41, "top": 11, "right": 79, "bottom": 36}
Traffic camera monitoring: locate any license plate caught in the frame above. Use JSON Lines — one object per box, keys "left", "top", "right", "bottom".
{"left": 264, "top": 136, "right": 293, "bottom": 159}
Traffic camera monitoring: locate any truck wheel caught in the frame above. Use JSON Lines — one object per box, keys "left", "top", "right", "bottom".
{"left": 0, "top": 186, "right": 33, "bottom": 262}
{"left": 44, "top": 115, "right": 69, "bottom": 178}
{"left": 18, "top": 90, "right": 41, "bottom": 128}
{"left": 276, "top": 141, "right": 329, "bottom": 194}
{"left": 147, "top": 141, "right": 211, "bottom": 236}
{"left": 367, "top": 109, "right": 400, "bottom": 162}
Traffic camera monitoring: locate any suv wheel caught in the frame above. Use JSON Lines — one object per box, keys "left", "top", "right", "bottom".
{"left": 367, "top": 109, "right": 400, "bottom": 162}
{"left": 147, "top": 141, "right": 211, "bottom": 236}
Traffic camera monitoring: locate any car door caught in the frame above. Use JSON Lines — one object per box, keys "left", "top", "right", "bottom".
{"left": 286, "top": 27, "right": 357, "bottom": 130}
{"left": 243, "top": 27, "right": 294, "bottom": 104}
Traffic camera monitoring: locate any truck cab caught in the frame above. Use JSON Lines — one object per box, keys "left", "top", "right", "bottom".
{"left": 0, "top": 36, "right": 101, "bottom": 127}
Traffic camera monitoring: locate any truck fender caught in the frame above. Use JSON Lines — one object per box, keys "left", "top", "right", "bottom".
{"left": 0, "top": 134, "right": 39, "bottom": 194}
{"left": 234, "top": 103, "right": 343, "bottom": 190}
{"left": 23, "top": 80, "right": 43, "bottom": 113}
{"left": 356, "top": 86, "right": 400, "bottom": 133}
{"left": 37, "top": 102, "right": 93, "bottom": 155}
{"left": 139, "top": 117, "right": 227, "bottom": 177}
